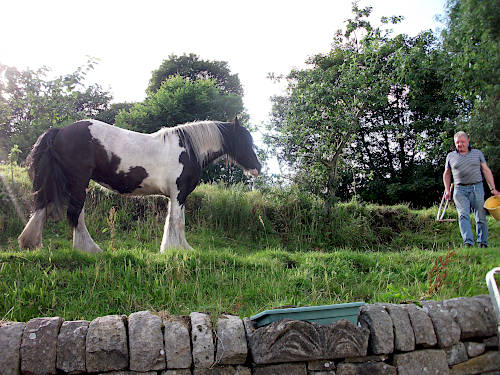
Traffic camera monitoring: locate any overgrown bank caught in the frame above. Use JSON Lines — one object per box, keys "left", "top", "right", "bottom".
{"left": 0, "top": 164, "right": 472, "bottom": 251}
{"left": 0, "top": 164, "right": 498, "bottom": 322}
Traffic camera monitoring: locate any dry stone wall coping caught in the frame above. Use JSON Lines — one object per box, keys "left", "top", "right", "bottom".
{"left": 0, "top": 295, "right": 498, "bottom": 374}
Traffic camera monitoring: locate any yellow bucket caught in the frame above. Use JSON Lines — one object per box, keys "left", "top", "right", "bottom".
{"left": 484, "top": 196, "right": 500, "bottom": 221}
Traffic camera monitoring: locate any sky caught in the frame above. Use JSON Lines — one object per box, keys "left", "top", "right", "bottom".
{"left": 2, "top": 0, "right": 447, "bottom": 129}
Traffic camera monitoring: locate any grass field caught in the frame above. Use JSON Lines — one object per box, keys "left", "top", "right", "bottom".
{"left": 1, "top": 164, "right": 499, "bottom": 322}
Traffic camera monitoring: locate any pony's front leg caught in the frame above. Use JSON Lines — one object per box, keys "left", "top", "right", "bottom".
{"left": 161, "top": 198, "right": 192, "bottom": 252}
{"left": 73, "top": 208, "right": 102, "bottom": 254}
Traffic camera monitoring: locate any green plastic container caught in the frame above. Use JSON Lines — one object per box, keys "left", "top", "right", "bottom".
{"left": 249, "top": 302, "right": 365, "bottom": 328}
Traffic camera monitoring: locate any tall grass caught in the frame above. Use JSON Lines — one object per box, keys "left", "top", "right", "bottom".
{"left": 0, "top": 164, "right": 483, "bottom": 251}
{"left": 1, "top": 164, "right": 498, "bottom": 322}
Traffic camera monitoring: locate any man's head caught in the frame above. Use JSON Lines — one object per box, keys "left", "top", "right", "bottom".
{"left": 454, "top": 131, "right": 470, "bottom": 154}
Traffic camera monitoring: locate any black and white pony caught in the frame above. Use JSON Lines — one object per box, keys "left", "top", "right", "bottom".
{"left": 18, "top": 118, "right": 261, "bottom": 253}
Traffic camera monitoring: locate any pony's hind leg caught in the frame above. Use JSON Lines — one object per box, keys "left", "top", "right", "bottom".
{"left": 18, "top": 208, "right": 47, "bottom": 249}
{"left": 73, "top": 208, "right": 102, "bottom": 254}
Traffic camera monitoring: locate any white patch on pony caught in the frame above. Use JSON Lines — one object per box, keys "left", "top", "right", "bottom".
{"left": 18, "top": 208, "right": 46, "bottom": 249}
{"left": 87, "top": 120, "right": 184, "bottom": 197}
{"left": 73, "top": 208, "right": 102, "bottom": 253}
{"left": 155, "top": 121, "right": 223, "bottom": 167}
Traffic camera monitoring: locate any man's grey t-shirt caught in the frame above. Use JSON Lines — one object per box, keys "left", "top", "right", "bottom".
{"left": 445, "top": 149, "right": 486, "bottom": 184}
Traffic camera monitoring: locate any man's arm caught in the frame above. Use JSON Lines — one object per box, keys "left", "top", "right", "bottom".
{"left": 443, "top": 168, "right": 452, "bottom": 200}
{"left": 481, "top": 162, "right": 500, "bottom": 196}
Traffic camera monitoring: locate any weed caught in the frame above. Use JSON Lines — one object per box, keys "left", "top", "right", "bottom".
{"left": 427, "top": 250, "right": 456, "bottom": 297}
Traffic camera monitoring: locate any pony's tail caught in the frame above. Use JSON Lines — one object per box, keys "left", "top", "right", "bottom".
{"left": 26, "top": 128, "right": 70, "bottom": 221}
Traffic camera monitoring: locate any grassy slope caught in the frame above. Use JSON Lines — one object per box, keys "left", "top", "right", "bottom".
{"left": 0, "top": 164, "right": 499, "bottom": 322}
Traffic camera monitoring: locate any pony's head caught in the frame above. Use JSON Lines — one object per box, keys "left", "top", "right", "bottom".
{"left": 225, "top": 118, "right": 262, "bottom": 177}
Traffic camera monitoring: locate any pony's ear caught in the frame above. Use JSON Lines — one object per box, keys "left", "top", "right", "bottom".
{"left": 233, "top": 117, "right": 239, "bottom": 128}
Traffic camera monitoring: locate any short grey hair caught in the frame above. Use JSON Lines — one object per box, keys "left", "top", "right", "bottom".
{"left": 454, "top": 131, "right": 468, "bottom": 141}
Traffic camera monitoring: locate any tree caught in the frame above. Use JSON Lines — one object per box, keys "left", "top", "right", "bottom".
{"left": 94, "top": 102, "right": 135, "bottom": 124}
{"left": 148, "top": 53, "right": 243, "bottom": 96}
{"left": 0, "top": 60, "right": 111, "bottom": 161}
{"left": 116, "top": 75, "right": 243, "bottom": 133}
{"left": 266, "top": 4, "right": 458, "bottom": 207}
{"left": 441, "top": 0, "right": 500, "bottom": 180}
{"left": 267, "top": 4, "right": 402, "bottom": 205}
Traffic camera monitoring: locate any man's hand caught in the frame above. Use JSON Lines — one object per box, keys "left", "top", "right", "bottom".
{"left": 445, "top": 191, "right": 452, "bottom": 200}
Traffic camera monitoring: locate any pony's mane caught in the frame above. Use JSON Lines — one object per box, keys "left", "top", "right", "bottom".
{"left": 156, "top": 121, "right": 225, "bottom": 166}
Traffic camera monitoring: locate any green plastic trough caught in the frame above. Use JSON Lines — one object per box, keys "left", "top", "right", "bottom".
{"left": 249, "top": 302, "right": 365, "bottom": 328}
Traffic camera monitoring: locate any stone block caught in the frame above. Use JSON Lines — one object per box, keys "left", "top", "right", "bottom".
{"left": 464, "top": 341, "right": 486, "bottom": 358}
{"left": 393, "top": 349, "right": 449, "bottom": 375}
{"left": 215, "top": 314, "right": 247, "bottom": 365}
{"left": 358, "top": 304, "right": 394, "bottom": 355}
{"left": 449, "top": 351, "right": 500, "bottom": 375}
{"left": 254, "top": 363, "right": 308, "bottom": 375}
{"left": 385, "top": 304, "right": 415, "bottom": 352}
{"left": 445, "top": 342, "right": 468, "bottom": 366}
{"left": 164, "top": 315, "right": 192, "bottom": 369}
{"left": 344, "top": 355, "right": 388, "bottom": 363}
{"left": 162, "top": 370, "right": 193, "bottom": 375}
{"left": 193, "top": 365, "right": 251, "bottom": 375}
{"left": 246, "top": 319, "right": 368, "bottom": 364}
{"left": 484, "top": 335, "right": 499, "bottom": 348}
{"left": 404, "top": 304, "right": 437, "bottom": 347}
{"left": 86, "top": 315, "right": 129, "bottom": 373}
{"left": 421, "top": 301, "right": 460, "bottom": 348}
{"left": 129, "top": 311, "right": 166, "bottom": 371}
{"left": 307, "top": 360, "right": 335, "bottom": 371}
{"left": 190, "top": 312, "right": 215, "bottom": 368}
{"left": 20, "top": 317, "right": 63, "bottom": 375}
{"left": 0, "top": 322, "right": 25, "bottom": 375}
{"left": 307, "top": 372, "right": 335, "bottom": 375}
{"left": 336, "top": 362, "right": 396, "bottom": 375}
{"left": 56, "top": 320, "right": 89, "bottom": 374}
{"left": 98, "top": 372, "right": 158, "bottom": 375}
{"left": 443, "top": 296, "right": 496, "bottom": 339}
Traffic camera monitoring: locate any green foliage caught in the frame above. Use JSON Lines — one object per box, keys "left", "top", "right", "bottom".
{"left": 116, "top": 75, "right": 243, "bottom": 134}
{"left": 148, "top": 53, "right": 243, "bottom": 96}
{"left": 93, "top": 102, "right": 135, "bottom": 124}
{"left": 0, "top": 59, "right": 112, "bottom": 161}
{"left": 267, "top": 4, "right": 457, "bottom": 207}
{"left": 441, "top": 0, "right": 500, "bottom": 179}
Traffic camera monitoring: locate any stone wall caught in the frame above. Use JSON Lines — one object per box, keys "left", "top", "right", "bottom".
{"left": 0, "top": 295, "right": 499, "bottom": 375}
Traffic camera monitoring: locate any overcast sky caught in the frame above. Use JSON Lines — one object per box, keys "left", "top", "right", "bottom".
{"left": 2, "top": 0, "right": 447, "bottom": 127}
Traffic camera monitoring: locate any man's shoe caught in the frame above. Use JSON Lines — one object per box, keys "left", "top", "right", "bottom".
{"left": 464, "top": 243, "right": 473, "bottom": 248}
{"left": 479, "top": 243, "right": 488, "bottom": 248}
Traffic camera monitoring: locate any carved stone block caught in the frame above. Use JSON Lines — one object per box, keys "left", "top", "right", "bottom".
{"left": 246, "top": 319, "right": 368, "bottom": 364}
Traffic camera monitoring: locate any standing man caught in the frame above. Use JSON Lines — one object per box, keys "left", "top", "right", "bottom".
{"left": 443, "top": 131, "right": 499, "bottom": 247}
